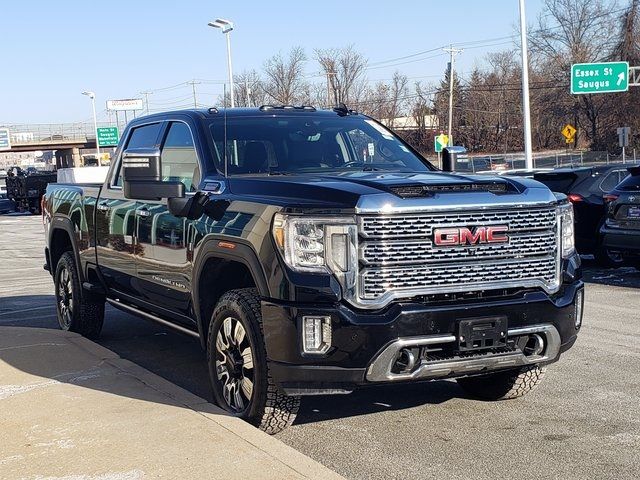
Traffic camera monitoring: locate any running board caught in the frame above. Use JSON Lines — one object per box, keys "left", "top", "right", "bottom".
{"left": 106, "top": 298, "right": 200, "bottom": 338}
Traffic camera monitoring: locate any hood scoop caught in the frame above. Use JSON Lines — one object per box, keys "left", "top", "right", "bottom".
{"left": 389, "top": 181, "right": 513, "bottom": 198}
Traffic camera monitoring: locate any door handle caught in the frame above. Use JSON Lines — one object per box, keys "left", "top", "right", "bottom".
{"left": 96, "top": 202, "right": 110, "bottom": 212}
{"left": 136, "top": 208, "right": 150, "bottom": 218}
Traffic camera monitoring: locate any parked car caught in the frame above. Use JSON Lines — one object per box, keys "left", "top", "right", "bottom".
{"left": 534, "top": 164, "right": 636, "bottom": 266}
{"left": 0, "top": 175, "right": 16, "bottom": 214}
{"left": 5, "top": 167, "right": 57, "bottom": 214}
{"left": 600, "top": 166, "right": 640, "bottom": 270}
{"left": 42, "top": 106, "right": 583, "bottom": 433}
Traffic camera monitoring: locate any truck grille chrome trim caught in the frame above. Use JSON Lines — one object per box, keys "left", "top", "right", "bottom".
{"left": 366, "top": 324, "right": 561, "bottom": 382}
{"left": 352, "top": 205, "right": 561, "bottom": 308}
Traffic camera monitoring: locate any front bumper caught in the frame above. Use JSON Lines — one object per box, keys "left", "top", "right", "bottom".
{"left": 263, "top": 280, "right": 584, "bottom": 395}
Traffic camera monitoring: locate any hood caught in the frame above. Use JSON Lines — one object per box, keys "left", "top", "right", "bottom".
{"left": 225, "top": 170, "right": 549, "bottom": 212}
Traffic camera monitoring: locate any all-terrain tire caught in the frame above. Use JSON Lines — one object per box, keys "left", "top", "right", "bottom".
{"left": 54, "top": 251, "right": 105, "bottom": 339}
{"left": 456, "top": 365, "right": 546, "bottom": 400}
{"left": 207, "top": 288, "right": 300, "bottom": 434}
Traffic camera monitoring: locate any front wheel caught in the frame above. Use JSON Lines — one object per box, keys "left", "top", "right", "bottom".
{"left": 456, "top": 364, "right": 546, "bottom": 400}
{"left": 207, "top": 288, "right": 300, "bottom": 434}
{"left": 54, "top": 251, "right": 105, "bottom": 339}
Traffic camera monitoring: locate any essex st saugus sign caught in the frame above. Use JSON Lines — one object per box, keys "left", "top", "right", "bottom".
{"left": 571, "top": 62, "right": 629, "bottom": 94}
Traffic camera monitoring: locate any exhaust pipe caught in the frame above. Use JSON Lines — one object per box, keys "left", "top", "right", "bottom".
{"left": 394, "top": 348, "right": 417, "bottom": 373}
{"left": 524, "top": 334, "right": 545, "bottom": 356}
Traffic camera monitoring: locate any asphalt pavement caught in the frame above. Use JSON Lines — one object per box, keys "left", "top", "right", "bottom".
{"left": 1, "top": 214, "right": 639, "bottom": 480}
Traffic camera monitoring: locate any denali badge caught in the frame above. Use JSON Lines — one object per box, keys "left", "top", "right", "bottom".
{"left": 433, "top": 226, "right": 509, "bottom": 246}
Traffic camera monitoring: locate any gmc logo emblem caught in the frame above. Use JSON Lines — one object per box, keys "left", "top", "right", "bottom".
{"left": 433, "top": 226, "right": 509, "bottom": 246}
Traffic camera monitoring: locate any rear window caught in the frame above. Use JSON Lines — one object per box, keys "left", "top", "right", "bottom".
{"left": 533, "top": 172, "right": 578, "bottom": 193}
{"left": 616, "top": 171, "right": 640, "bottom": 191}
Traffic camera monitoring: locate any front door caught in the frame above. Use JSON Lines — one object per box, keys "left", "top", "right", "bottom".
{"left": 96, "top": 122, "right": 163, "bottom": 297}
{"left": 134, "top": 120, "right": 201, "bottom": 318}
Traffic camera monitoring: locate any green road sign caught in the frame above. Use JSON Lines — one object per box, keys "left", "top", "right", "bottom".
{"left": 0, "top": 128, "right": 10, "bottom": 151}
{"left": 97, "top": 127, "right": 119, "bottom": 147}
{"left": 571, "top": 62, "right": 629, "bottom": 94}
{"left": 434, "top": 134, "right": 449, "bottom": 153}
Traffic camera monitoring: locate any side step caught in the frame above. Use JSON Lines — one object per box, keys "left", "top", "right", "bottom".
{"left": 105, "top": 298, "right": 200, "bottom": 339}
{"left": 82, "top": 281, "right": 106, "bottom": 295}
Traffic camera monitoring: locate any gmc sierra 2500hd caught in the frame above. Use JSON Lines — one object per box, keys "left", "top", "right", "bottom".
{"left": 43, "top": 106, "right": 583, "bottom": 433}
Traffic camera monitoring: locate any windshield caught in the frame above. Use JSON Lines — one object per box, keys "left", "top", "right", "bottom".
{"left": 208, "top": 115, "right": 434, "bottom": 175}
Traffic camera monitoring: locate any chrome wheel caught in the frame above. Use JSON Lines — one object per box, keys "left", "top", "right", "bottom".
{"left": 215, "top": 316, "right": 254, "bottom": 412}
{"left": 57, "top": 266, "right": 73, "bottom": 328}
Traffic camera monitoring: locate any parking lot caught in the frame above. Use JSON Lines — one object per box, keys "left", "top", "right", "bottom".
{"left": 1, "top": 214, "right": 639, "bottom": 480}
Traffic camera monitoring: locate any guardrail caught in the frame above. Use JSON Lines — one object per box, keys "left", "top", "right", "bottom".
{"left": 0, "top": 122, "right": 114, "bottom": 145}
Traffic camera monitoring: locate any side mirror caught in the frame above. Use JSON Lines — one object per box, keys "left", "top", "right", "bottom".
{"left": 122, "top": 148, "right": 185, "bottom": 201}
{"left": 167, "top": 192, "right": 230, "bottom": 221}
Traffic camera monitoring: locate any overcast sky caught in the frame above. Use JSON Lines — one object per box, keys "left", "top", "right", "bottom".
{"left": 0, "top": 0, "right": 551, "bottom": 124}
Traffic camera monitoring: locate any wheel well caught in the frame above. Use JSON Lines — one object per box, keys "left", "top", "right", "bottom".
{"left": 50, "top": 228, "right": 74, "bottom": 271}
{"left": 198, "top": 258, "right": 256, "bottom": 337}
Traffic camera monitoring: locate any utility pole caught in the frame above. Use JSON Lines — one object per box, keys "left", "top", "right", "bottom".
{"left": 187, "top": 80, "right": 201, "bottom": 108}
{"left": 326, "top": 71, "right": 336, "bottom": 108}
{"left": 141, "top": 91, "right": 153, "bottom": 114}
{"left": 244, "top": 79, "right": 251, "bottom": 107}
{"left": 519, "top": 0, "right": 534, "bottom": 169}
{"left": 443, "top": 46, "right": 463, "bottom": 146}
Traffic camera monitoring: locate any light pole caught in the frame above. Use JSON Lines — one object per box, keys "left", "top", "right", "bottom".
{"left": 81, "top": 91, "right": 101, "bottom": 165}
{"left": 208, "top": 18, "right": 235, "bottom": 108}
{"left": 519, "top": 0, "right": 534, "bottom": 170}
{"left": 443, "top": 46, "right": 463, "bottom": 147}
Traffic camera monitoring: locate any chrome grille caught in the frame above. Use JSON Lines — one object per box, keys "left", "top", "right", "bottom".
{"left": 357, "top": 206, "right": 559, "bottom": 305}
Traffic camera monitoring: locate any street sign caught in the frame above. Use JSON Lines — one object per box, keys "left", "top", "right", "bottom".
{"left": 97, "top": 127, "right": 119, "bottom": 147}
{"left": 571, "top": 62, "right": 629, "bottom": 94}
{"left": 434, "top": 134, "right": 449, "bottom": 153}
{"left": 0, "top": 128, "right": 10, "bottom": 151}
{"left": 106, "top": 99, "right": 143, "bottom": 111}
{"left": 617, "top": 127, "right": 631, "bottom": 148}
{"left": 561, "top": 124, "right": 577, "bottom": 142}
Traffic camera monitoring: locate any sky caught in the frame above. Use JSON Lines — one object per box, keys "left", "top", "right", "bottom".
{"left": 0, "top": 0, "right": 550, "bottom": 124}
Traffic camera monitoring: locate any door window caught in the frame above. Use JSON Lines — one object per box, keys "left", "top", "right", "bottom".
{"left": 599, "top": 170, "right": 627, "bottom": 193}
{"left": 113, "top": 123, "right": 162, "bottom": 187}
{"left": 161, "top": 122, "right": 200, "bottom": 191}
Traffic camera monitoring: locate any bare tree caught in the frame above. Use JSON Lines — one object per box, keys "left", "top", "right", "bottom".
{"left": 315, "top": 45, "right": 367, "bottom": 107}
{"left": 263, "top": 47, "right": 308, "bottom": 105}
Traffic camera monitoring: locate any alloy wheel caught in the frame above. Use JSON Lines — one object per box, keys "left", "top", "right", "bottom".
{"left": 215, "top": 316, "right": 255, "bottom": 412}
{"left": 57, "top": 266, "right": 73, "bottom": 328}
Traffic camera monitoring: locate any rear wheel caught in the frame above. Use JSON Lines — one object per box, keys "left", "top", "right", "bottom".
{"left": 456, "top": 365, "right": 546, "bottom": 400}
{"left": 594, "top": 245, "right": 625, "bottom": 268}
{"left": 207, "top": 288, "right": 299, "bottom": 434}
{"left": 54, "top": 252, "right": 105, "bottom": 339}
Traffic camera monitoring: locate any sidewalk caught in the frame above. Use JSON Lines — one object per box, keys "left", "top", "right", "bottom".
{"left": 0, "top": 326, "right": 343, "bottom": 480}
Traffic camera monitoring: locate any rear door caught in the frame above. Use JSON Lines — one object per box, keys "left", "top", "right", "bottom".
{"left": 133, "top": 120, "right": 202, "bottom": 318}
{"left": 96, "top": 122, "right": 163, "bottom": 297}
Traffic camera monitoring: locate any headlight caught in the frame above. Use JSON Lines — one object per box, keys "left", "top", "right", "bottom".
{"left": 272, "top": 213, "right": 357, "bottom": 278}
{"left": 559, "top": 202, "right": 575, "bottom": 258}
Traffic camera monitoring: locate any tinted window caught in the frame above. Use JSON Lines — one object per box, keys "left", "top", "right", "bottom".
{"left": 209, "top": 116, "right": 433, "bottom": 175}
{"left": 161, "top": 122, "right": 200, "bottom": 191}
{"left": 616, "top": 172, "right": 640, "bottom": 191}
{"left": 599, "top": 170, "right": 627, "bottom": 193}
{"left": 113, "top": 123, "right": 162, "bottom": 187}
{"left": 534, "top": 172, "right": 578, "bottom": 193}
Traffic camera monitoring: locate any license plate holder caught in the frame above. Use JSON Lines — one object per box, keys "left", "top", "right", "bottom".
{"left": 627, "top": 206, "right": 640, "bottom": 219}
{"left": 457, "top": 316, "right": 508, "bottom": 352}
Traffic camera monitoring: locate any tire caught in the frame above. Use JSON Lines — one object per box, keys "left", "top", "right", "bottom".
{"left": 54, "top": 251, "right": 105, "bottom": 339}
{"left": 207, "top": 288, "right": 300, "bottom": 434}
{"left": 594, "top": 245, "right": 625, "bottom": 268}
{"left": 456, "top": 364, "right": 546, "bottom": 400}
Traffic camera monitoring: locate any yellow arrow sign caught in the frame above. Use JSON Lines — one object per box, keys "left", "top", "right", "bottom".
{"left": 561, "top": 124, "right": 577, "bottom": 140}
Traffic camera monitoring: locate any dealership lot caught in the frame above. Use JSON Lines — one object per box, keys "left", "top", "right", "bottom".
{"left": 1, "top": 215, "right": 639, "bottom": 480}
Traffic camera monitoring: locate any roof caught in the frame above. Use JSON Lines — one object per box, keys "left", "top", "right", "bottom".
{"left": 132, "top": 106, "right": 358, "bottom": 124}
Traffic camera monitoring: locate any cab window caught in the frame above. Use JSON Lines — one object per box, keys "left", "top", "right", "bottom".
{"left": 113, "top": 122, "right": 162, "bottom": 187}
{"left": 161, "top": 122, "right": 200, "bottom": 191}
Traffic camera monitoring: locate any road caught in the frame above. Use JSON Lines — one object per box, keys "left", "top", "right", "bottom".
{"left": 1, "top": 214, "right": 639, "bottom": 480}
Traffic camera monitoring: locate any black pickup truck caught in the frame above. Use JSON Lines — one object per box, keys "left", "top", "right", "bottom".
{"left": 43, "top": 106, "right": 583, "bottom": 433}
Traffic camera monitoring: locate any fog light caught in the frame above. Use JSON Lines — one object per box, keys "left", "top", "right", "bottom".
{"left": 302, "top": 316, "right": 332, "bottom": 354}
{"left": 575, "top": 289, "right": 584, "bottom": 330}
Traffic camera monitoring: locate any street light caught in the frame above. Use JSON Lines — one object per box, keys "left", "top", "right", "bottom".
{"left": 81, "top": 90, "right": 101, "bottom": 165}
{"left": 208, "top": 18, "right": 235, "bottom": 108}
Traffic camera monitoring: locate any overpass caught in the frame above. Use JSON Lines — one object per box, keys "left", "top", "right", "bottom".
{"left": 1, "top": 123, "right": 115, "bottom": 168}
